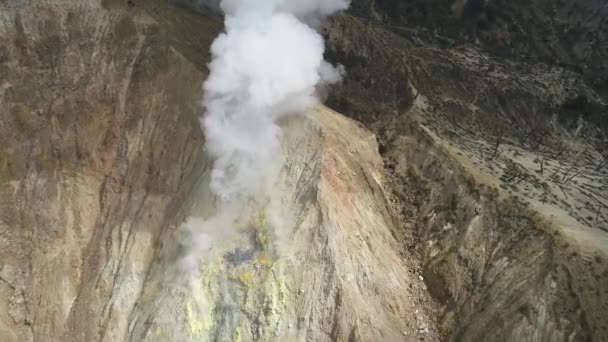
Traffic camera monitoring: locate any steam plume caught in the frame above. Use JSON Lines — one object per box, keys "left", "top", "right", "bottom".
{"left": 177, "top": 0, "right": 350, "bottom": 323}
{"left": 203, "top": 0, "right": 348, "bottom": 202}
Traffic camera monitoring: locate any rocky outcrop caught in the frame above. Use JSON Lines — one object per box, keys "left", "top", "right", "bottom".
{"left": 2, "top": 0, "right": 607, "bottom": 341}
{"left": 140, "top": 107, "right": 440, "bottom": 341}
{"left": 0, "top": 1, "right": 207, "bottom": 340}
{"left": 324, "top": 0, "right": 608, "bottom": 340}
{"left": 0, "top": 2, "right": 438, "bottom": 341}
{"left": 382, "top": 120, "right": 608, "bottom": 341}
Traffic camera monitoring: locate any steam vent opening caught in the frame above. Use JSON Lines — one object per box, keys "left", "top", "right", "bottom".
{"left": 1, "top": 0, "right": 607, "bottom": 341}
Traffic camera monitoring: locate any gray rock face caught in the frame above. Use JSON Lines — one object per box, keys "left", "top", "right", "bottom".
{"left": 0, "top": 1, "right": 208, "bottom": 340}
{"left": 1, "top": 0, "right": 607, "bottom": 341}
{"left": 383, "top": 126, "right": 608, "bottom": 341}
{"left": 324, "top": 0, "right": 608, "bottom": 341}
{"left": 0, "top": 2, "right": 438, "bottom": 341}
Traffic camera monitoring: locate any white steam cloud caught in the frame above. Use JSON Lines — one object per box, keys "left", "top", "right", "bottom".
{"left": 203, "top": 0, "right": 348, "bottom": 202}
{"left": 177, "top": 0, "right": 350, "bottom": 330}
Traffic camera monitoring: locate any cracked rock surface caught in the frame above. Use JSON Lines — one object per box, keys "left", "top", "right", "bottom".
{"left": 0, "top": 2, "right": 438, "bottom": 341}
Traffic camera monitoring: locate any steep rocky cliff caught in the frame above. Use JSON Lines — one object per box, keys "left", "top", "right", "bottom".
{"left": 0, "top": 1, "right": 210, "bottom": 340}
{"left": 326, "top": 0, "right": 608, "bottom": 341}
{"left": 1, "top": 0, "right": 607, "bottom": 341}
{"left": 0, "top": 1, "right": 437, "bottom": 341}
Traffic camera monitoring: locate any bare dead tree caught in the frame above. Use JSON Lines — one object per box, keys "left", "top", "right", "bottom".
{"left": 525, "top": 107, "right": 553, "bottom": 151}
{"left": 552, "top": 136, "right": 569, "bottom": 160}
{"left": 530, "top": 128, "right": 549, "bottom": 151}
{"left": 564, "top": 169, "right": 583, "bottom": 184}
{"left": 596, "top": 149, "right": 608, "bottom": 172}
{"left": 503, "top": 160, "right": 528, "bottom": 184}
{"left": 586, "top": 193, "right": 608, "bottom": 229}
{"left": 534, "top": 158, "right": 545, "bottom": 175}
{"left": 562, "top": 147, "right": 588, "bottom": 183}
{"left": 492, "top": 124, "right": 506, "bottom": 159}
{"left": 597, "top": 157, "right": 608, "bottom": 172}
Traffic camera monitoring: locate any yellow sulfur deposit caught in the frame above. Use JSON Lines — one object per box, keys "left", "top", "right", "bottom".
{"left": 258, "top": 254, "right": 272, "bottom": 268}
{"left": 235, "top": 270, "right": 255, "bottom": 287}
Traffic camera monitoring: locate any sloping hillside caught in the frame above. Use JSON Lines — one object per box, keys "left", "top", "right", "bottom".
{"left": 325, "top": 1, "right": 608, "bottom": 340}
{"left": 0, "top": 2, "right": 438, "bottom": 340}
{"left": 1, "top": 0, "right": 607, "bottom": 341}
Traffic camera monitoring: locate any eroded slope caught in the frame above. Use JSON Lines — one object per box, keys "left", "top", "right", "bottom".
{"left": 0, "top": 2, "right": 438, "bottom": 341}
{"left": 0, "top": 1, "right": 206, "bottom": 340}
{"left": 135, "top": 107, "right": 439, "bottom": 341}
{"left": 325, "top": 1, "right": 608, "bottom": 340}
